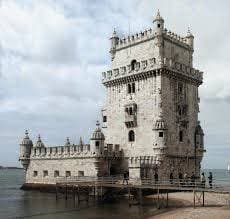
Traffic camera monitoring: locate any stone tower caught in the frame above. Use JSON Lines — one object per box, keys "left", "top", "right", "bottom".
{"left": 101, "top": 11, "right": 205, "bottom": 180}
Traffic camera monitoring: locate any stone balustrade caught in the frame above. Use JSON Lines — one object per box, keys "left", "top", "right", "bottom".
{"left": 102, "top": 59, "right": 203, "bottom": 84}
{"left": 115, "top": 28, "right": 153, "bottom": 50}
{"left": 30, "top": 144, "right": 123, "bottom": 159}
{"left": 164, "top": 28, "right": 189, "bottom": 48}
{"left": 113, "top": 27, "right": 190, "bottom": 51}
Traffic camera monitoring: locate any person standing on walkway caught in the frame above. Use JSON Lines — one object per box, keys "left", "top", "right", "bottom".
{"left": 191, "top": 172, "right": 195, "bottom": 187}
{"left": 123, "top": 171, "right": 129, "bottom": 185}
{"left": 170, "top": 172, "right": 173, "bottom": 184}
{"left": 178, "top": 172, "right": 183, "bottom": 185}
{"left": 208, "top": 172, "right": 213, "bottom": 188}
{"left": 154, "top": 172, "right": 158, "bottom": 184}
{"left": 201, "top": 172, "right": 206, "bottom": 188}
{"left": 183, "top": 172, "right": 188, "bottom": 186}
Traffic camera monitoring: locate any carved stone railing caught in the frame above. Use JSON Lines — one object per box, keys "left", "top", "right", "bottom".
{"left": 102, "top": 59, "right": 203, "bottom": 84}
{"left": 30, "top": 144, "right": 123, "bottom": 159}
{"left": 113, "top": 27, "right": 191, "bottom": 51}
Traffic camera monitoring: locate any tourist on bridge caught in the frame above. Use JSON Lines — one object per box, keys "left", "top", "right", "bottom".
{"left": 191, "top": 172, "right": 196, "bottom": 186}
{"left": 169, "top": 172, "right": 173, "bottom": 184}
{"left": 183, "top": 172, "right": 188, "bottom": 186}
{"left": 178, "top": 172, "right": 183, "bottom": 185}
{"left": 154, "top": 172, "right": 158, "bottom": 184}
{"left": 123, "top": 171, "right": 129, "bottom": 185}
{"left": 201, "top": 172, "right": 206, "bottom": 188}
{"left": 208, "top": 172, "right": 213, "bottom": 188}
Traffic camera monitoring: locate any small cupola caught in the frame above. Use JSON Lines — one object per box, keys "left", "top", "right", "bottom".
{"left": 195, "top": 121, "right": 204, "bottom": 148}
{"left": 90, "top": 121, "right": 105, "bottom": 155}
{"left": 90, "top": 121, "right": 105, "bottom": 141}
{"left": 21, "top": 130, "right": 33, "bottom": 147}
{"left": 110, "top": 28, "right": 119, "bottom": 60}
{"left": 186, "top": 28, "right": 194, "bottom": 49}
{"left": 35, "top": 134, "right": 45, "bottom": 148}
{"left": 153, "top": 10, "right": 164, "bottom": 33}
{"left": 19, "top": 130, "right": 33, "bottom": 170}
{"left": 154, "top": 116, "right": 167, "bottom": 130}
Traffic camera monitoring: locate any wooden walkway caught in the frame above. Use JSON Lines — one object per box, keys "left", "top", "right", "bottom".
{"left": 55, "top": 176, "right": 230, "bottom": 208}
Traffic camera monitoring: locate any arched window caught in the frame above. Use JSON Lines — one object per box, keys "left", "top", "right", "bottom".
{"left": 127, "top": 84, "right": 132, "bottom": 94}
{"left": 128, "top": 130, "right": 135, "bottom": 142}
{"left": 131, "top": 60, "right": 137, "bottom": 71}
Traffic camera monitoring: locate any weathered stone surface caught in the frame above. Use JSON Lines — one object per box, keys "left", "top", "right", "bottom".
{"left": 19, "top": 11, "right": 205, "bottom": 187}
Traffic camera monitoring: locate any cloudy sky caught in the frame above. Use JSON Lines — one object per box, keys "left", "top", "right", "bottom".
{"left": 0, "top": 0, "right": 230, "bottom": 168}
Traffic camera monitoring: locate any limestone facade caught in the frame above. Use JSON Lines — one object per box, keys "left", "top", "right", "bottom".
{"left": 19, "top": 11, "right": 205, "bottom": 185}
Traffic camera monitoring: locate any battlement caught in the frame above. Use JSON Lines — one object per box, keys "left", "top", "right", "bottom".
{"left": 102, "top": 58, "right": 203, "bottom": 85}
{"left": 115, "top": 28, "right": 154, "bottom": 50}
{"left": 30, "top": 144, "right": 123, "bottom": 160}
{"left": 112, "top": 27, "right": 191, "bottom": 52}
{"left": 164, "top": 28, "right": 191, "bottom": 49}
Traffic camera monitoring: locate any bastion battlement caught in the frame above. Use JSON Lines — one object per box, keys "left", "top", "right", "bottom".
{"left": 113, "top": 28, "right": 191, "bottom": 52}
{"left": 30, "top": 144, "right": 123, "bottom": 160}
{"left": 102, "top": 59, "right": 203, "bottom": 85}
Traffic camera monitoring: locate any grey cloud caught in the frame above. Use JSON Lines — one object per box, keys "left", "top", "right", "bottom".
{"left": 0, "top": 0, "right": 230, "bottom": 168}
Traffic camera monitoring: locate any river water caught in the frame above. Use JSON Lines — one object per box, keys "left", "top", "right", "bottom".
{"left": 0, "top": 169, "right": 229, "bottom": 218}
{"left": 0, "top": 169, "right": 157, "bottom": 219}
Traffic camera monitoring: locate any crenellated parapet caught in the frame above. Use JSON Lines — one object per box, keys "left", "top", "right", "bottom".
{"left": 164, "top": 28, "right": 193, "bottom": 50}
{"left": 30, "top": 144, "right": 123, "bottom": 160}
{"left": 115, "top": 28, "right": 154, "bottom": 50}
{"left": 110, "top": 27, "right": 193, "bottom": 54}
{"left": 102, "top": 59, "right": 203, "bottom": 86}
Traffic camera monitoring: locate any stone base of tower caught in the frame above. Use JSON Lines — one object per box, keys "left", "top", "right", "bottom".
{"left": 128, "top": 156, "right": 202, "bottom": 181}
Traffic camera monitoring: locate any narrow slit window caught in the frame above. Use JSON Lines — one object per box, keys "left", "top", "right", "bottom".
{"left": 179, "top": 131, "right": 183, "bottom": 142}
{"left": 159, "top": 132, "right": 163, "bottom": 137}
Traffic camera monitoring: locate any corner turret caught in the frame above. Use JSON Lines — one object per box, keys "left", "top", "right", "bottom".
{"left": 186, "top": 28, "right": 194, "bottom": 50}
{"left": 110, "top": 29, "right": 119, "bottom": 60}
{"left": 90, "top": 121, "right": 105, "bottom": 155}
{"left": 153, "top": 10, "right": 164, "bottom": 35}
{"left": 195, "top": 121, "right": 204, "bottom": 149}
{"left": 19, "top": 130, "right": 33, "bottom": 170}
{"left": 35, "top": 134, "right": 45, "bottom": 148}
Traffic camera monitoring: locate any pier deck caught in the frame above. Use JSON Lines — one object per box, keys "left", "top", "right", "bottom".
{"left": 55, "top": 176, "right": 230, "bottom": 208}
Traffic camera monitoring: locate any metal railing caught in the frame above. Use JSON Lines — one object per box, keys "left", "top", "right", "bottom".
{"left": 55, "top": 176, "right": 230, "bottom": 192}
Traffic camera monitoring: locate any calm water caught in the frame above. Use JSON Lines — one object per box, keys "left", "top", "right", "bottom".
{"left": 0, "top": 169, "right": 157, "bottom": 219}
{"left": 0, "top": 169, "right": 229, "bottom": 219}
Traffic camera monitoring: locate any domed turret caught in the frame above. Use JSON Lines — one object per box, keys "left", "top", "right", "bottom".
{"left": 19, "top": 130, "right": 33, "bottom": 170}
{"left": 186, "top": 28, "right": 194, "bottom": 49}
{"left": 195, "top": 121, "right": 204, "bottom": 148}
{"left": 35, "top": 134, "right": 45, "bottom": 148}
{"left": 153, "top": 115, "right": 168, "bottom": 149}
{"left": 110, "top": 28, "right": 119, "bottom": 60}
{"left": 90, "top": 121, "right": 105, "bottom": 155}
{"left": 153, "top": 10, "right": 164, "bottom": 35}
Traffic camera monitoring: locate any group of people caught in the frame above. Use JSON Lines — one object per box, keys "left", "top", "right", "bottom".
{"left": 201, "top": 172, "right": 213, "bottom": 188}
{"left": 122, "top": 170, "right": 213, "bottom": 188}
{"left": 169, "top": 171, "right": 213, "bottom": 188}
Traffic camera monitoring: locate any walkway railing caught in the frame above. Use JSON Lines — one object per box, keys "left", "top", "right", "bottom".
{"left": 55, "top": 176, "right": 230, "bottom": 192}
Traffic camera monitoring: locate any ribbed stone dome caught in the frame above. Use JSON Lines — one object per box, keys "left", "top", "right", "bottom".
{"left": 153, "top": 10, "right": 164, "bottom": 22}
{"left": 21, "top": 130, "right": 33, "bottom": 146}
{"left": 35, "top": 135, "right": 45, "bottom": 148}
{"left": 90, "top": 121, "right": 105, "bottom": 140}
{"left": 154, "top": 116, "right": 167, "bottom": 130}
{"left": 186, "top": 28, "right": 194, "bottom": 38}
